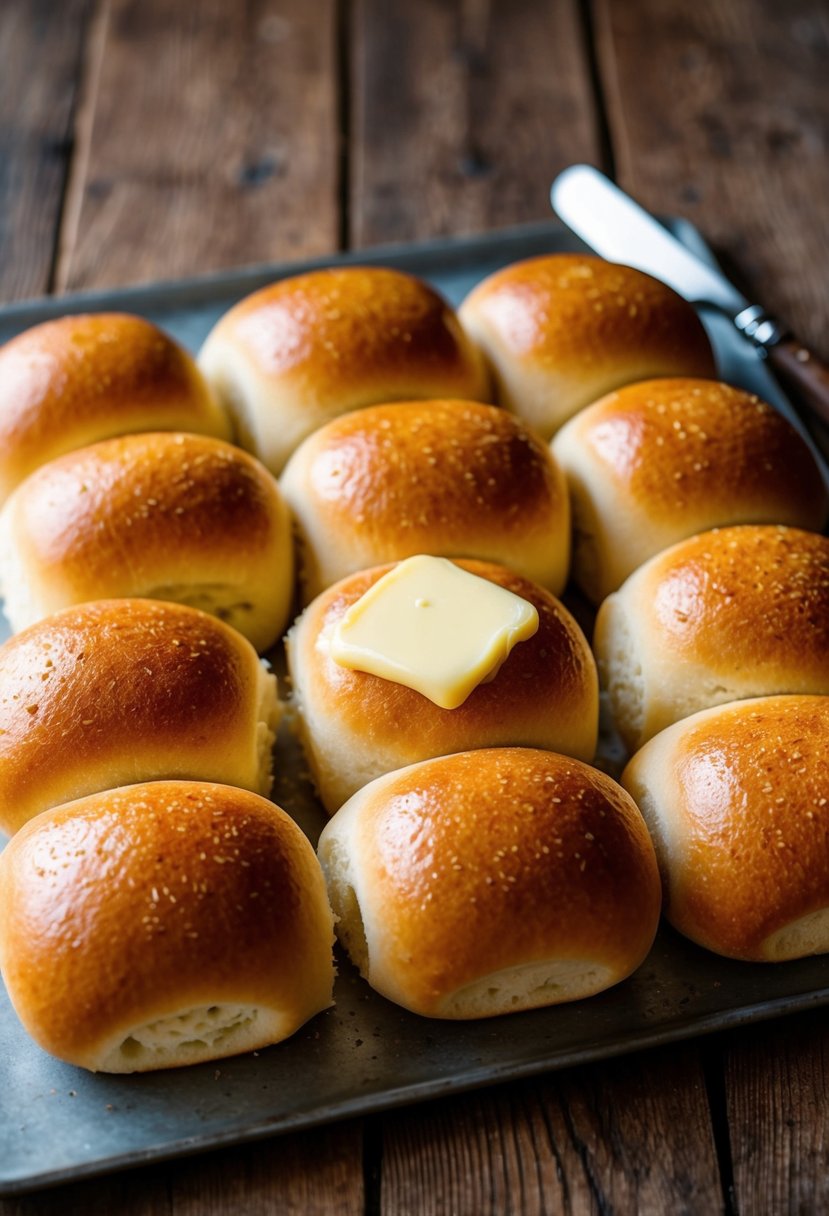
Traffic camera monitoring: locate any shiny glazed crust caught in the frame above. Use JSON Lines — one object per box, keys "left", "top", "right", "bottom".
{"left": 287, "top": 559, "right": 599, "bottom": 814}
{"left": 195, "top": 267, "right": 488, "bottom": 474}
{"left": 318, "top": 748, "right": 661, "bottom": 1017}
{"left": 553, "top": 378, "right": 829, "bottom": 603}
{"left": 0, "top": 781, "right": 335, "bottom": 1071}
{"left": 198, "top": 266, "right": 491, "bottom": 474}
{"left": 622, "top": 696, "right": 829, "bottom": 961}
{"left": 594, "top": 525, "right": 829, "bottom": 750}
{"left": 0, "top": 431, "right": 294, "bottom": 650}
{"left": 280, "top": 399, "right": 571, "bottom": 602}
{"left": 459, "top": 255, "right": 716, "bottom": 439}
{"left": 0, "top": 312, "right": 230, "bottom": 504}
{"left": 0, "top": 599, "right": 280, "bottom": 834}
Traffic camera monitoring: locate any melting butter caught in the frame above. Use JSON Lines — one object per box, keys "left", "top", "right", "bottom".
{"left": 330, "top": 555, "right": 539, "bottom": 709}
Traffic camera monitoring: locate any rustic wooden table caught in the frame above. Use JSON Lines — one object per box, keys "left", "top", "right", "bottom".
{"left": 2, "top": 1, "right": 828, "bottom": 1211}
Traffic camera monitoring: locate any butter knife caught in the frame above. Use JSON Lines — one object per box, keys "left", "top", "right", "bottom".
{"left": 551, "top": 164, "right": 829, "bottom": 429}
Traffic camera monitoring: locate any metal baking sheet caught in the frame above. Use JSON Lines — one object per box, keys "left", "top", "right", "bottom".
{"left": 1, "top": 221, "right": 828, "bottom": 1196}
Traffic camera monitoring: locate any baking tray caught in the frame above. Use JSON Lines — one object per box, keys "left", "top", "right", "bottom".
{"left": 1, "top": 220, "right": 828, "bottom": 1196}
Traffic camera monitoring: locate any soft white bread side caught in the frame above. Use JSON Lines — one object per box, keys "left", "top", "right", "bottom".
{"left": 198, "top": 266, "right": 491, "bottom": 475}
{"left": 280, "top": 399, "right": 571, "bottom": 603}
{"left": 287, "top": 559, "right": 599, "bottom": 814}
{"left": 0, "top": 781, "right": 335, "bottom": 1071}
{"left": 594, "top": 525, "right": 829, "bottom": 751}
{"left": 0, "top": 431, "right": 294, "bottom": 651}
{"left": 552, "top": 378, "right": 829, "bottom": 603}
{"left": 0, "top": 599, "right": 280, "bottom": 835}
{"left": 0, "top": 312, "right": 230, "bottom": 506}
{"left": 622, "top": 696, "right": 829, "bottom": 961}
{"left": 318, "top": 747, "right": 660, "bottom": 1018}
{"left": 459, "top": 255, "right": 716, "bottom": 439}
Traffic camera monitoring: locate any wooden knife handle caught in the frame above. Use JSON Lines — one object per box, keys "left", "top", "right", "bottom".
{"left": 767, "top": 338, "right": 829, "bottom": 430}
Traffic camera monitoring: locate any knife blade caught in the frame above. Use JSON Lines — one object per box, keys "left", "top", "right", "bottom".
{"left": 550, "top": 164, "right": 829, "bottom": 432}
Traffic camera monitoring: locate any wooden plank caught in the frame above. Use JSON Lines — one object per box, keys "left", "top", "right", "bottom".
{"left": 56, "top": 0, "right": 340, "bottom": 291}
{"left": 350, "top": 0, "right": 602, "bottom": 247}
{"left": 0, "top": 1124, "right": 364, "bottom": 1216}
{"left": 380, "top": 1046, "right": 722, "bottom": 1214}
{"left": 593, "top": 0, "right": 829, "bottom": 351}
{"left": 725, "top": 1010, "right": 829, "bottom": 1214}
{"left": 0, "top": 0, "right": 92, "bottom": 301}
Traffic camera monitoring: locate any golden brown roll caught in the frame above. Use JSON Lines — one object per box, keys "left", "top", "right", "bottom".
{"left": 594, "top": 525, "right": 829, "bottom": 751}
{"left": 552, "top": 378, "right": 829, "bottom": 603}
{"left": 287, "top": 559, "right": 598, "bottom": 814}
{"left": 0, "top": 781, "right": 335, "bottom": 1071}
{"left": 459, "top": 255, "right": 716, "bottom": 438}
{"left": 0, "top": 431, "right": 294, "bottom": 651}
{"left": 622, "top": 696, "right": 829, "bottom": 961}
{"left": 0, "top": 599, "right": 280, "bottom": 835}
{"left": 280, "top": 399, "right": 571, "bottom": 602}
{"left": 198, "top": 266, "right": 491, "bottom": 474}
{"left": 318, "top": 747, "right": 660, "bottom": 1017}
{"left": 0, "top": 312, "right": 230, "bottom": 506}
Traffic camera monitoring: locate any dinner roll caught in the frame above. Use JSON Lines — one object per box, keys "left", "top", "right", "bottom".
{"left": 0, "top": 312, "right": 230, "bottom": 505}
{"left": 0, "top": 432, "right": 294, "bottom": 651}
{"left": 622, "top": 696, "right": 829, "bottom": 961}
{"left": 552, "top": 378, "right": 829, "bottom": 603}
{"left": 0, "top": 599, "right": 280, "bottom": 835}
{"left": 594, "top": 525, "right": 829, "bottom": 751}
{"left": 0, "top": 781, "right": 335, "bottom": 1071}
{"left": 318, "top": 748, "right": 660, "bottom": 1017}
{"left": 287, "top": 560, "right": 598, "bottom": 814}
{"left": 280, "top": 399, "right": 570, "bottom": 602}
{"left": 459, "top": 255, "right": 715, "bottom": 438}
{"left": 198, "top": 266, "right": 491, "bottom": 474}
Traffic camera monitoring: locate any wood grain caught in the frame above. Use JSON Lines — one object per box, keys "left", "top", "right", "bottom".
{"left": 350, "top": 0, "right": 602, "bottom": 247}
{"left": 56, "top": 0, "right": 340, "bottom": 290}
{"left": 593, "top": 0, "right": 829, "bottom": 352}
{"left": 725, "top": 1010, "right": 829, "bottom": 1215}
{"left": 0, "top": 0, "right": 93, "bottom": 301}
{"left": 379, "top": 1046, "right": 722, "bottom": 1215}
{"left": 0, "top": 1124, "right": 364, "bottom": 1216}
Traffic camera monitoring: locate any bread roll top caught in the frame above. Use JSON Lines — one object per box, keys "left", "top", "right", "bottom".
{"left": 0, "top": 781, "right": 335, "bottom": 1071}
{"left": 288, "top": 559, "right": 598, "bottom": 812}
{"left": 199, "top": 266, "right": 490, "bottom": 473}
{"left": 552, "top": 378, "right": 829, "bottom": 602}
{"left": 0, "top": 599, "right": 279, "bottom": 833}
{"left": 280, "top": 398, "right": 570, "bottom": 600}
{"left": 0, "top": 312, "right": 229, "bottom": 504}
{"left": 318, "top": 747, "right": 661, "bottom": 1017}
{"left": 0, "top": 431, "right": 294, "bottom": 649}
{"left": 595, "top": 525, "right": 829, "bottom": 749}
{"left": 622, "top": 695, "right": 829, "bottom": 961}
{"left": 459, "top": 254, "right": 715, "bottom": 438}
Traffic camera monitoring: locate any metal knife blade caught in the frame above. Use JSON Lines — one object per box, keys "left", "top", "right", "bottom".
{"left": 551, "top": 164, "right": 749, "bottom": 317}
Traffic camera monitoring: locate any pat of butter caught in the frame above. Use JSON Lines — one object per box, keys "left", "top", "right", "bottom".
{"left": 329, "top": 555, "right": 539, "bottom": 709}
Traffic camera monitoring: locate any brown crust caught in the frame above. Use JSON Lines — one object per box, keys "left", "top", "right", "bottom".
{"left": 622, "top": 696, "right": 829, "bottom": 960}
{"left": 1, "top": 431, "right": 294, "bottom": 649}
{"left": 210, "top": 266, "right": 488, "bottom": 394}
{"left": 594, "top": 525, "right": 829, "bottom": 749}
{"left": 0, "top": 313, "right": 229, "bottom": 501}
{"left": 280, "top": 399, "right": 570, "bottom": 599}
{"left": 288, "top": 560, "right": 598, "bottom": 812}
{"left": 0, "top": 600, "right": 273, "bottom": 833}
{"left": 643, "top": 525, "right": 829, "bottom": 674}
{"left": 199, "top": 267, "right": 491, "bottom": 474}
{"left": 559, "top": 378, "right": 828, "bottom": 525}
{"left": 460, "top": 255, "right": 715, "bottom": 436}
{"left": 324, "top": 748, "right": 660, "bottom": 1014}
{"left": 0, "top": 781, "right": 334, "bottom": 1068}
